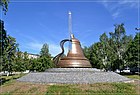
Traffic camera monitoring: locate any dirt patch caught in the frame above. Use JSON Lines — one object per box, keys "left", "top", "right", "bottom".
{"left": 0, "top": 81, "right": 49, "bottom": 95}
{"left": 131, "top": 80, "right": 140, "bottom": 95}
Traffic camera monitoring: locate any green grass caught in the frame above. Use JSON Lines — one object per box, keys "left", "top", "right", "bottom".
{"left": 123, "top": 75, "right": 140, "bottom": 80}
{"left": 0, "top": 73, "right": 26, "bottom": 86}
{"left": 0, "top": 93, "right": 11, "bottom": 95}
{"left": 45, "top": 83, "right": 136, "bottom": 95}
{"left": 1, "top": 82, "right": 138, "bottom": 95}
{"left": 112, "top": 83, "right": 136, "bottom": 94}
{"left": 46, "top": 85, "right": 82, "bottom": 95}
{"left": 1, "top": 73, "right": 26, "bottom": 79}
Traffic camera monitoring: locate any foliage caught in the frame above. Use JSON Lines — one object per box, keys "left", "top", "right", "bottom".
{"left": 0, "top": 20, "right": 18, "bottom": 74}
{"left": 0, "top": 20, "right": 19, "bottom": 74}
{"left": 40, "top": 43, "right": 51, "bottom": 57}
{"left": 37, "top": 57, "right": 54, "bottom": 71}
{"left": 14, "top": 50, "right": 30, "bottom": 72}
{"left": 23, "top": 51, "right": 30, "bottom": 70}
{"left": 0, "top": 20, "right": 7, "bottom": 71}
{"left": 29, "top": 57, "right": 54, "bottom": 72}
{"left": 28, "top": 58, "right": 36, "bottom": 72}
{"left": 28, "top": 43, "right": 54, "bottom": 72}
{"left": 83, "top": 23, "right": 138, "bottom": 71}
{"left": 2, "top": 35, "right": 18, "bottom": 74}
{"left": 125, "top": 32, "right": 140, "bottom": 67}
{"left": 0, "top": 0, "right": 9, "bottom": 14}
{"left": 87, "top": 42, "right": 102, "bottom": 68}
{"left": 109, "top": 23, "right": 126, "bottom": 71}
{"left": 14, "top": 50, "right": 24, "bottom": 72}
{"left": 0, "top": 20, "right": 7, "bottom": 55}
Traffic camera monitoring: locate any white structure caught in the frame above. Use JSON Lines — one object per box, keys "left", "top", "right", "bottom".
{"left": 28, "top": 53, "right": 39, "bottom": 59}
{"left": 15, "top": 52, "right": 39, "bottom": 59}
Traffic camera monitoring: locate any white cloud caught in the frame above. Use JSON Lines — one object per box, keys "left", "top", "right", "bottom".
{"left": 101, "top": 2, "right": 120, "bottom": 19}
{"left": 101, "top": 0, "right": 109, "bottom": 8}
{"left": 118, "top": 0, "right": 138, "bottom": 9}
{"left": 100, "top": 0, "right": 139, "bottom": 19}
{"left": 112, "top": 11, "right": 120, "bottom": 19}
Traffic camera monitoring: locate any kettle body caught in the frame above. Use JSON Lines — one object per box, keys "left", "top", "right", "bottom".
{"left": 53, "top": 34, "right": 92, "bottom": 68}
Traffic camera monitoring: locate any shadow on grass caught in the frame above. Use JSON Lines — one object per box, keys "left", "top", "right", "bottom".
{"left": 0, "top": 78, "right": 10, "bottom": 86}
{"left": 0, "top": 74, "right": 26, "bottom": 86}
{"left": 120, "top": 72, "right": 140, "bottom": 75}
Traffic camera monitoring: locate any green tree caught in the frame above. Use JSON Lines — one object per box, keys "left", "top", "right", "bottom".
{"left": 83, "top": 23, "right": 133, "bottom": 72}
{"left": 2, "top": 35, "right": 18, "bottom": 75}
{"left": 0, "top": 20, "right": 7, "bottom": 55}
{"left": 28, "top": 43, "right": 54, "bottom": 72}
{"left": 83, "top": 46, "right": 90, "bottom": 59}
{"left": 83, "top": 42, "right": 101, "bottom": 69}
{"left": 40, "top": 43, "right": 51, "bottom": 57}
{"left": 107, "top": 38, "right": 117, "bottom": 71}
{"left": 99, "top": 33, "right": 110, "bottom": 71}
{"left": 125, "top": 33, "right": 140, "bottom": 67}
{"left": 36, "top": 57, "right": 54, "bottom": 72}
{"left": 14, "top": 49, "right": 24, "bottom": 72}
{"left": 23, "top": 51, "right": 29, "bottom": 70}
{"left": 109, "top": 23, "right": 126, "bottom": 71}
{"left": 89, "top": 42, "right": 102, "bottom": 69}
{"left": 0, "top": 0, "right": 9, "bottom": 14}
{"left": 28, "top": 58, "right": 38, "bottom": 72}
{"left": 0, "top": 20, "right": 8, "bottom": 71}
{"left": 38, "top": 43, "right": 54, "bottom": 71}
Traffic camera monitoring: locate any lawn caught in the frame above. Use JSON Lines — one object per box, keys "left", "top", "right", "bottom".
{"left": 123, "top": 75, "right": 140, "bottom": 80}
{"left": 0, "top": 73, "right": 26, "bottom": 86}
{"left": 0, "top": 74, "right": 139, "bottom": 95}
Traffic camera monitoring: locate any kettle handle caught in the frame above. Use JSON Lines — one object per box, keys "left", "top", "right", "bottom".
{"left": 53, "top": 39, "right": 72, "bottom": 65}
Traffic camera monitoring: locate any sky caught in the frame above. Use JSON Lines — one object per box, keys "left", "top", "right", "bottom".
{"left": 1, "top": 0, "right": 140, "bottom": 56}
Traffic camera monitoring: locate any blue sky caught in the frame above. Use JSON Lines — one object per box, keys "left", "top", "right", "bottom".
{"left": 1, "top": 0, "right": 139, "bottom": 56}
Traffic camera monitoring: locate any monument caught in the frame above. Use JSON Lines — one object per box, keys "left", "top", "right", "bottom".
{"left": 17, "top": 12, "right": 132, "bottom": 84}
{"left": 53, "top": 34, "right": 92, "bottom": 68}
{"left": 53, "top": 11, "right": 91, "bottom": 68}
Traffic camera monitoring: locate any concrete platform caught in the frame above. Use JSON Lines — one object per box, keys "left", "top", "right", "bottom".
{"left": 17, "top": 68, "right": 132, "bottom": 84}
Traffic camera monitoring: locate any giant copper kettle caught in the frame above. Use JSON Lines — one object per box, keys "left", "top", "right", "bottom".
{"left": 53, "top": 34, "right": 92, "bottom": 68}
